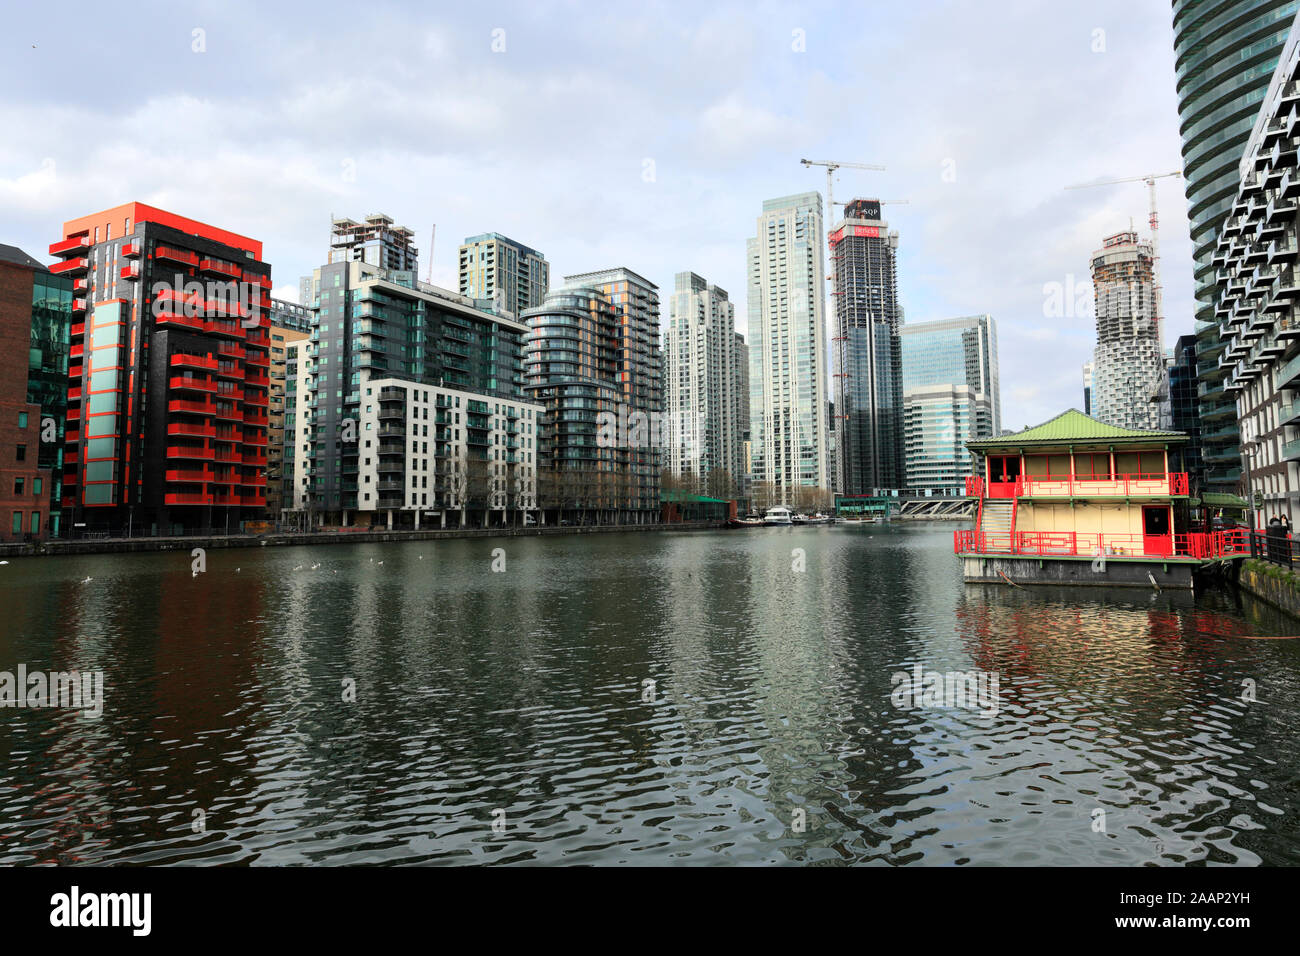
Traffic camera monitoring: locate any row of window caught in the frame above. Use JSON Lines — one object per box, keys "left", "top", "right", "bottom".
{"left": 9, "top": 511, "right": 40, "bottom": 535}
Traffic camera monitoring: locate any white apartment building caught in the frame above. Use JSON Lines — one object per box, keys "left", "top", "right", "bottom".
{"left": 746, "top": 192, "right": 830, "bottom": 498}
{"left": 663, "top": 272, "right": 748, "bottom": 487}
{"left": 288, "top": 342, "right": 542, "bottom": 528}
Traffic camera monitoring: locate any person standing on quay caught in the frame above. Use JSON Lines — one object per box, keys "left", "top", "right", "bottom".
{"left": 1267, "top": 515, "right": 1285, "bottom": 564}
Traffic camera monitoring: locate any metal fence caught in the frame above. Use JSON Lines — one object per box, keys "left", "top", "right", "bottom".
{"left": 1249, "top": 528, "right": 1300, "bottom": 566}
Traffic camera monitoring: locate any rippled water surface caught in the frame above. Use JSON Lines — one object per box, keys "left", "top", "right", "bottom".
{"left": 2, "top": 524, "right": 1298, "bottom": 865}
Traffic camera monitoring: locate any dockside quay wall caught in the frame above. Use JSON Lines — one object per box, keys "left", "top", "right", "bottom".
{"left": 962, "top": 555, "right": 1196, "bottom": 589}
{"left": 1238, "top": 559, "right": 1300, "bottom": 619}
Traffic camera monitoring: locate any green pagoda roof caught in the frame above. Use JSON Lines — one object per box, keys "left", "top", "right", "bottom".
{"left": 967, "top": 409, "right": 1187, "bottom": 450}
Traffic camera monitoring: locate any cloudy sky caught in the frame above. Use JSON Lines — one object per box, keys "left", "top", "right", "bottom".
{"left": 1, "top": 0, "right": 1191, "bottom": 429}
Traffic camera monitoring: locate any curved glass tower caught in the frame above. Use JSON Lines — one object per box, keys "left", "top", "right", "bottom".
{"left": 1173, "top": 0, "right": 1299, "bottom": 492}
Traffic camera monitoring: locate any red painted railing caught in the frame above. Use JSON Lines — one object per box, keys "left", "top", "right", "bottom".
{"left": 965, "top": 473, "right": 1188, "bottom": 498}
{"left": 954, "top": 528, "right": 1254, "bottom": 560}
{"left": 1014, "top": 472, "right": 1189, "bottom": 497}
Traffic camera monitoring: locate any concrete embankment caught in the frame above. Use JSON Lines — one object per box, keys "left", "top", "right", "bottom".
{"left": 1237, "top": 558, "right": 1300, "bottom": 619}
{"left": 0, "top": 520, "right": 726, "bottom": 559}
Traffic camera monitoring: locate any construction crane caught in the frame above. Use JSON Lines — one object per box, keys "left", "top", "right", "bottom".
{"left": 832, "top": 199, "right": 909, "bottom": 208}
{"left": 1065, "top": 170, "right": 1182, "bottom": 347}
{"left": 801, "top": 158, "right": 886, "bottom": 494}
{"left": 424, "top": 224, "right": 436, "bottom": 285}
{"left": 801, "top": 159, "right": 886, "bottom": 224}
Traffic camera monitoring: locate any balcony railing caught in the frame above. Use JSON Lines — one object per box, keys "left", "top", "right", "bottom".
{"left": 967, "top": 472, "right": 1188, "bottom": 498}
{"left": 954, "top": 528, "right": 1251, "bottom": 560}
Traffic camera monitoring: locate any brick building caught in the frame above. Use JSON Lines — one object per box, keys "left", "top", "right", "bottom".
{"left": 0, "top": 245, "right": 60, "bottom": 542}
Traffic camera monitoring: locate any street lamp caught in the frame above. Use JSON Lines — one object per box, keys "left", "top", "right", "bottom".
{"left": 1241, "top": 438, "right": 1260, "bottom": 542}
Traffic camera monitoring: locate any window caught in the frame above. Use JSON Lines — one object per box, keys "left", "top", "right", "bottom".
{"left": 30, "top": 512, "right": 39, "bottom": 534}
{"left": 33, "top": 478, "right": 42, "bottom": 495}
{"left": 17, "top": 412, "right": 27, "bottom": 429}
{"left": 11, "top": 512, "right": 20, "bottom": 535}
{"left": 13, "top": 478, "right": 23, "bottom": 496}
{"left": 16, "top": 444, "right": 26, "bottom": 462}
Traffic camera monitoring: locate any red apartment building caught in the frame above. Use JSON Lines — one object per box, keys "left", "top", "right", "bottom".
{"left": 49, "top": 203, "right": 272, "bottom": 535}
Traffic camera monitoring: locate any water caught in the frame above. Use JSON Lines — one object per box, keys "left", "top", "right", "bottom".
{"left": 1, "top": 523, "right": 1298, "bottom": 865}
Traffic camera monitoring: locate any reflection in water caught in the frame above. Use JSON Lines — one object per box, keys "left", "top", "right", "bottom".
{"left": 0, "top": 524, "right": 1297, "bottom": 865}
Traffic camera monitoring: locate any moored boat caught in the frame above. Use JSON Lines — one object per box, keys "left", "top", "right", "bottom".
{"left": 763, "top": 506, "right": 793, "bottom": 525}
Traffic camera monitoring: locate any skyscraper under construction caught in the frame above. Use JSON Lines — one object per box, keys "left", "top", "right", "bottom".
{"left": 1089, "top": 231, "right": 1163, "bottom": 431}
{"left": 831, "top": 198, "right": 904, "bottom": 494}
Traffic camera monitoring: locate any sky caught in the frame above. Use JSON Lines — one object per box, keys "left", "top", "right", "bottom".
{"left": 0, "top": 0, "right": 1193, "bottom": 430}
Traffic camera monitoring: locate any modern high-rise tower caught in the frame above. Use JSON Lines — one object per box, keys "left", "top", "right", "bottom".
{"left": 747, "top": 192, "right": 829, "bottom": 500}
{"left": 1173, "top": 0, "right": 1299, "bottom": 492}
{"left": 830, "top": 198, "right": 904, "bottom": 494}
{"left": 300, "top": 213, "right": 420, "bottom": 306}
{"left": 663, "top": 272, "right": 746, "bottom": 490}
{"left": 522, "top": 272, "right": 662, "bottom": 521}
{"left": 899, "top": 315, "right": 1000, "bottom": 495}
{"left": 1090, "top": 231, "right": 1164, "bottom": 430}
{"left": 459, "top": 233, "right": 550, "bottom": 316}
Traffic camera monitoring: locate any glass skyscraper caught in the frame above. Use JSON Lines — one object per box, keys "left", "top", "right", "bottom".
{"left": 831, "top": 199, "right": 904, "bottom": 494}
{"left": 899, "top": 315, "right": 1001, "bottom": 494}
{"left": 1173, "top": 0, "right": 1299, "bottom": 492}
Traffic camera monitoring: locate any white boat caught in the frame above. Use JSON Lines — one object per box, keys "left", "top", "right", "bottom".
{"left": 805, "top": 513, "right": 832, "bottom": 525}
{"left": 763, "top": 506, "right": 793, "bottom": 525}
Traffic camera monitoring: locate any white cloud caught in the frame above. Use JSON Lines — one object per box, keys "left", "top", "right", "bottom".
{"left": 0, "top": 0, "right": 1197, "bottom": 430}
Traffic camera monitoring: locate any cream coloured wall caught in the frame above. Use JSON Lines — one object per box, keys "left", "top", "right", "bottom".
{"left": 1016, "top": 501, "right": 1149, "bottom": 535}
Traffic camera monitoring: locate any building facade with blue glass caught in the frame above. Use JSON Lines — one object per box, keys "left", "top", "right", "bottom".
{"left": 1173, "top": 0, "right": 1300, "bottom": 493}
{"left": 899, "top": 314, "right": 1001, "bottom": 495}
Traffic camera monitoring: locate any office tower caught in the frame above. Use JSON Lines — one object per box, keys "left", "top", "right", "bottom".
{"left": 1173, "top": 0, "right": 1299, "bottom": 492}
{"left": 663, "top": 272, "right": 745, "bottom": 493}
{"left": 1082, "top": 361, "right": 1094, "bottom": 415}
{"left": 0, "top": 245, "right": 72, "bottom": 541}
{"left": 290, "top": 257, "right": 539, "bottom": 528}
{"left": 830, "top": 198, "right": 905, "bottom": 494}
{"left": 747, "top": 192, "right": 830, "bottom": 500}
{"left": 1164, "top": 334, "right": 1203, "bottom": 478}
{"left": 267, "top": 323, "right": 309, "bottom": 517}
{"left": 1089, "top": 231, "right": 1164, "bottom": 430}
{"left": 48, "top": 203, "right": 271, "bottom": 535}
{"left": 1214, "top": 12, "right": 1300, "bottom": 520}
{"left": 459, "top": 233, "right": 550, "bottom": 316}
{"left": 899, "top": 314, "right": 1001, "bottom": 494}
